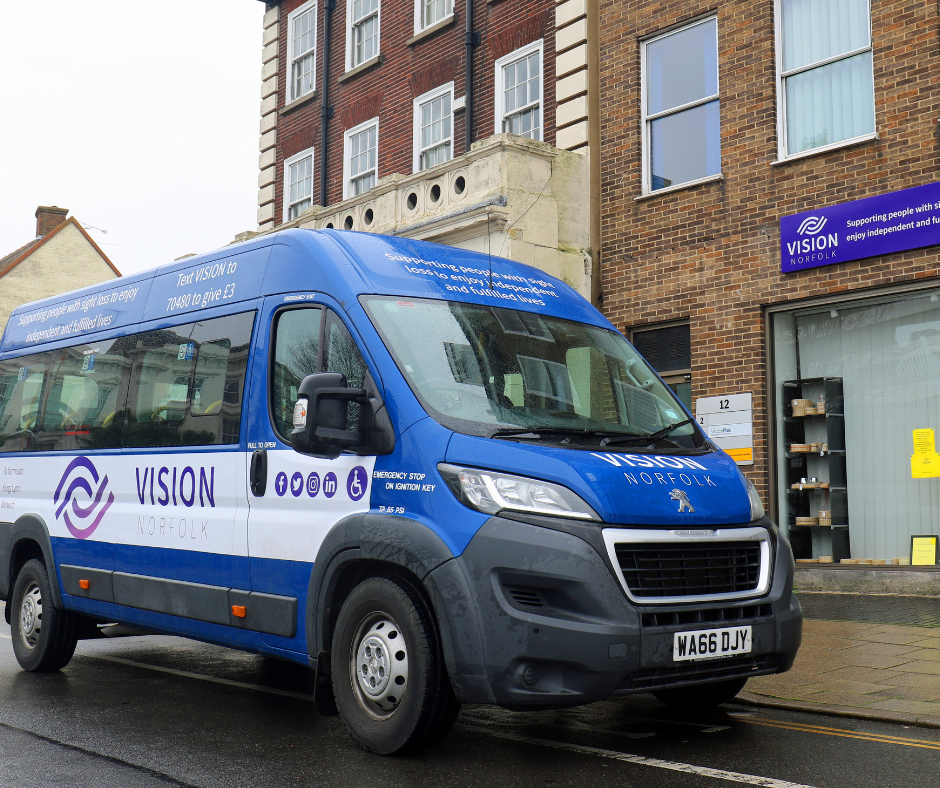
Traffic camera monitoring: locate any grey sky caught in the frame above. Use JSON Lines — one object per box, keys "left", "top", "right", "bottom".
{"left": 0, "top": 0, "right": 264, "bottom": 276}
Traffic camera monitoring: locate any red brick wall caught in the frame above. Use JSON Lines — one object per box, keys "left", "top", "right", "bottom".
{"left": 272, "top": 0, "right": 557, "bottom": 220}
{"left": 599, "top": 0, "right": 940, "bottom": 502}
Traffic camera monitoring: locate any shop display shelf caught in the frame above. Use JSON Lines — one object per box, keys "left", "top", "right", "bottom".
{"left": 781, "top": 376, "right": 850, "bottom": 561}
{"left": 784, "top": 413, "right": 844, "bottom": 423}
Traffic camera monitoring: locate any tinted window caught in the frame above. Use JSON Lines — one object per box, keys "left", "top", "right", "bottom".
{"left": 34, "top": 337, "right": 136, "bottom": 451}
{"left": 270, "top": 307, "right": 371, "bottom": 440}
{"left": 271, "top": 307, "right": 323, "bottom": 439}
{"left": 125, "top": 313, "right": 254, "bottom": 448}
{"left": 0, "top": 337, "right": 136, "bottom": 453}
{"left": 324, "top": 309, "right": 366, "bottom": 389}
{"left": 0, "top": 355, "right": 51, "bottom": 452}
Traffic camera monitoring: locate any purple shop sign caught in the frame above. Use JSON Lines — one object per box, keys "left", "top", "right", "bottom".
{"left": 780, "top": 181, "right": 940, "bottom": 274}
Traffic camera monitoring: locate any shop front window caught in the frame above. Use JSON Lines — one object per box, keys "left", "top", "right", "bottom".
{"left": 772, "top": 291, "right": 940, "bottom": 563}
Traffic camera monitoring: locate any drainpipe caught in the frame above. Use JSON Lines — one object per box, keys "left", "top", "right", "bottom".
{"left": 465, "top": 0, "right": 477, "bottom": 154}
{"left": 320, "top": 0, "right": 336, "bottom": 206}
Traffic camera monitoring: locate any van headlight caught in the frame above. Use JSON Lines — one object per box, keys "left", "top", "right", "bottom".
{"left": 746, "top": 478, "right": 765, "bottom": 521}
{"left": 438, "top": 463, "right": 600, "bottom": 521}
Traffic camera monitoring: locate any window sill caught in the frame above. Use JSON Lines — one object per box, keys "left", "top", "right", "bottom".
{"left": 772, "top": 133, "right": 879, "bottom": 165}
{"left": 279, "top": 90, "right": 319, "bottom": 116}
{"left": 634, "top": 173, "right": 723, "bottom": 201}
{"left": 406, "top": 13, "right": 456, "bottom": 46}
{"left": 338, "top": 54, "right": 385, "bottom": 84}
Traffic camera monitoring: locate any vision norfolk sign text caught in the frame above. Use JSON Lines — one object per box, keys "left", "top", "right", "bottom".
{"left": 781, "top": 181, "right": 940, "bottom": 274}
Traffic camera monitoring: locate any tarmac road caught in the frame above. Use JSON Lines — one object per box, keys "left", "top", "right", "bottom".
{"left": 1, "top": 626, "right": 938, "bottom": 788}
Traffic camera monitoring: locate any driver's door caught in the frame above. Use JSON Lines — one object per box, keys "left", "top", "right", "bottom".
{"left": 244, "top": 299, "right": 376, "bottom": 652}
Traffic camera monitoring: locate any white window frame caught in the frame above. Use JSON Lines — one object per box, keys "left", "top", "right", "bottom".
{"left": 346, "top": 0, "right": 381, "bottom": 72}
{"left": 288, "top": 0, "right": 318, "bottom": 103}
{"left": 494, "top": 40, "right": 544, "bottom": 141}
{"left": 774, "top": 0, "right": 875, "bottom": 162}
{"left": 640, "top": 16, "right": 720, "bottom": 197}
{"left": 343, "top": 117, "right": 379, "bottom": 200}
{"left": 414, "top": 0, "right": 453, "bottom": 35}
{"left": 283, "top": 147, "right": 316, "bottom": 223}
{"left": 413, "top": 82, "right": 455, "bottom": 173}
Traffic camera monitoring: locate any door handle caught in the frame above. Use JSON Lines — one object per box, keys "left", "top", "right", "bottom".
{"left": 250, "top": 449, "right": 267, "bottom": 496}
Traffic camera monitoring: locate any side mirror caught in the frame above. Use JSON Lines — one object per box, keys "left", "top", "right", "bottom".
{"left": 290, "top": 372, "right": 395, "bottom": 459}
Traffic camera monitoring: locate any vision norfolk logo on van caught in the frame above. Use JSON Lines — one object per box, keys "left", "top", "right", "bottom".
{"left": 54, "top": 456, "right": 115, "bottom": 539}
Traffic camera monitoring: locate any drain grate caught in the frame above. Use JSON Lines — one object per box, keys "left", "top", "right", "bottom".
{"left": 798, "top": 592, "right": 940, "bottom": 627}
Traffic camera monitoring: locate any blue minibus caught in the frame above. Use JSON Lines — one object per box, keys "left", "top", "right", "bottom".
{"left": 0, "top": 230, "right": 801, "bottom": 754}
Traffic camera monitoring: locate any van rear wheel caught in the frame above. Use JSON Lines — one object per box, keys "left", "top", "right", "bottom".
{"left": 332, "top": 576, "right": 460, "bottom": 754}
{"left": 10, "top": 559, "right": 78, "bottom": 672}
{"left": 653, "top": 677, "right": 747, "bottom": 710}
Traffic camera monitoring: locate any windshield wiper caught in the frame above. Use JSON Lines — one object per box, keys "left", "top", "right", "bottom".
{"left": 599, "top": 418, "right": 695, "bottom": 447}
{"left": 489, "top": 427, "right": 639, "bottom": 441}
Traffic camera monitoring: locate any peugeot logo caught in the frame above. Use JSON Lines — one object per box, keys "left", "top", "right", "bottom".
{"left": 797, "top": 215, "right": 827, "bottom": 236}
{"left": 53, "top": 456, "right": 114, "bottom": 539}
{"left": 669, "top": 488, "right": 695, "bottom": 513}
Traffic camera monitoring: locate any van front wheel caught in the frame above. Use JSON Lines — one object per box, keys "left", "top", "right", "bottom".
{"left": 10, "top": 559, "right": 78, "bottom": 672}
{"left": 332, "top": 576, "right": 460, "bottom": 754}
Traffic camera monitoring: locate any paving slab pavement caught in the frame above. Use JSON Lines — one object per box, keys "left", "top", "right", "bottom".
{"left": 741, "top": 592, "right": 940, "bottom": 728}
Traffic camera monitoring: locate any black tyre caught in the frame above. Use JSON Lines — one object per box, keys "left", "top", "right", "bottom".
{"left": 10, "top": 559, "right": 78, "bottom": 672}
{"left": 653, "top": 677, "right": 747, "bottom": 710}
{"left": 332, "top": 576, "right": 460, "bottom": 755}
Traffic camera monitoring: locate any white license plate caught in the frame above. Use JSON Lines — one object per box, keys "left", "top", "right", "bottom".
{"left": 673, "top": 626, "right": 752, "bottom": 662}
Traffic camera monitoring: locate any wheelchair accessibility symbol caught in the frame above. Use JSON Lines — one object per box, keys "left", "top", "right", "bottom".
{"left": 347, "top": 466, "right": 367, "bottom": 502}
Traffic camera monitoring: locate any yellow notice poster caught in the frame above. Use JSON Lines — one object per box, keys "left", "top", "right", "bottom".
{"left": 911, "top": 535, "right": 938, "bottom": 566}
{"left": 911, "top": 429, "right": 940, "bottom": 478}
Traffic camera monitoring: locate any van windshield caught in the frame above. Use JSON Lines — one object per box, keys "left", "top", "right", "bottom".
{"left": 363, "top": 297, "right": 706, "bottom": 451}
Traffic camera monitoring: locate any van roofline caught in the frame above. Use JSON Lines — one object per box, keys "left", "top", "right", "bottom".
{"left": 1, "top": 230, "right": 611, "bottom": 354}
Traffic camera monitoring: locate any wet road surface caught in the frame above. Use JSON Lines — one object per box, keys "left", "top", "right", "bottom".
{"left": 1, "top": 627, "right": 938, "bottom": 788}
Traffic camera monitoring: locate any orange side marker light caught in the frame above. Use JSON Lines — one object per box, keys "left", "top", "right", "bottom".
{"left": 79, "top": 579, "right": 90, "bottom": 590}
{"left": 232, "top": 605, "right": 247, "bottom": 618}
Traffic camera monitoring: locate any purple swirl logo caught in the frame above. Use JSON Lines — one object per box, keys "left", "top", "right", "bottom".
{"left": 797, "top": 215, "right": 828, "bottom": 236}
{"left": 53, "top": 456, "right": 114, "bottom": 539}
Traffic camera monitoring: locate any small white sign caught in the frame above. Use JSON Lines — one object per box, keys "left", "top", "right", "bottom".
{"left": 696, "top": 393, "right": 753, "bottom": 465}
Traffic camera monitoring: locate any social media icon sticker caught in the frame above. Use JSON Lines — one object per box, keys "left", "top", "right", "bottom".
{"left": 306, "top": 472, "right": 320, "bottom": 497}
{"left": 323, "top": 472, "right": 338, "bottom": 498}
{"left": 290, "top": 472, "right": 304, "bottom": 497}
{"left": 347, "top": 466, "right": 367, "bottom": 501}
{"left": 275, "top": 472, "right": 288, "bottom": 497}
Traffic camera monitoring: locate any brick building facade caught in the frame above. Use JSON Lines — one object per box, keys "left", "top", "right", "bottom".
{"left": 252, "top": 0, "right": 602, "bottom": 299}
{"left": 600, "top": 1, "right": 940, "bottom": 563}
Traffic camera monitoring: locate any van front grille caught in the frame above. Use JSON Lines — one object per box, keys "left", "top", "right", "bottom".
{"left": 615, "top": 542, "right": 761, "bottom": 599}
{"left": 641, "top": 603, "right": 772, "bottom": 629}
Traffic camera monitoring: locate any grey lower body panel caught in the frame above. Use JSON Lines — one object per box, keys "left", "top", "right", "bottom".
{"left": 60, "top": 564, "right": 297, "bottom": 638}
{"left": 0, "top": 521, "right": 13, "bottom": 600}
{"left": 427, "top": 516, "right": 801, "bottom": 709}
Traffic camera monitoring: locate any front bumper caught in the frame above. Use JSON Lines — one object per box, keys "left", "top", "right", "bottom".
{"left": 426, "top": 514, "right": 801, "bottom": 709}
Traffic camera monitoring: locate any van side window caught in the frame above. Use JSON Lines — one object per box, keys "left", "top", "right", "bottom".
{"left": 125, "top": 312, "right": 254, "bottom": 448}
{"left": 324, "top": 309, "right": 367, "bottom": 390}
{"left": 324, "top": 310, "right": 371, "bottom": 432}
{"left": 0, "top": 355, "right": 50, "bottom": 452}
{"left": 271, "top": 307, "right": 323, "bottom": 439}
{"left": 34, "top": 336, "right": 136, "bottom": 452}
{"left": 270, "top": 307, "right": 372, "bottom": 440}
